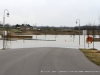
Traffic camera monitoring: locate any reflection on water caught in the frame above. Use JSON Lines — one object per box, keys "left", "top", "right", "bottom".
{"left": 0, "top": 35, "right": 100, "bottom": 50}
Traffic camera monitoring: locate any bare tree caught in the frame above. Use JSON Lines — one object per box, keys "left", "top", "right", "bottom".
{"left": 92, "top": 25, "right": 95, "bottom": 49}
{"left": 98, "top": 11, "right": 100, "bottom": 38}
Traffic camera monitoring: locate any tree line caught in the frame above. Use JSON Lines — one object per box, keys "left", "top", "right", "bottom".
{"left": 0, "top": 23, "right": 100, "bottom": 31}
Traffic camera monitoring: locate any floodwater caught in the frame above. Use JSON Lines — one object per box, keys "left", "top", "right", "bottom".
{"left": 0, "top": 35, "right": 100, "bottom": 50}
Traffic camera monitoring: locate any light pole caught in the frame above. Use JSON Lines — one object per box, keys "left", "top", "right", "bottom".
{"left": 23, "top": 21, "right": 27, "bottom": 42}
{"left": 3, "top": 9, "right": 10, "bottom": 50}
{"left": 76, "top": 19, "right": 80, "bottom": 46}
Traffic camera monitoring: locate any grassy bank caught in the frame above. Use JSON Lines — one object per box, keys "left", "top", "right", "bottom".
{"left": 80, "top": 49, "right": 100, "bottom": 66}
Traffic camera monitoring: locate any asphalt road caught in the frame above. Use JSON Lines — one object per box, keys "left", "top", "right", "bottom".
{"left": 0, "top": 47, "right": 100, "bottom": 75}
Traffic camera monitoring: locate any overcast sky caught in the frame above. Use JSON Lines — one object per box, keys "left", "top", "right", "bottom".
{"left": 0, "top": 0, "right": 100, "bottom": 27}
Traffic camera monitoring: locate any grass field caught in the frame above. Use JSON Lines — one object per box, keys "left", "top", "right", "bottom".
{"left": 80, "top": 49, "right": 100, "bottom": 66}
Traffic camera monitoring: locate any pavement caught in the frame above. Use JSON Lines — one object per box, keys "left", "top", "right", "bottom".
{"left": 0, "top": 47, "right": 100, "bottom": 75}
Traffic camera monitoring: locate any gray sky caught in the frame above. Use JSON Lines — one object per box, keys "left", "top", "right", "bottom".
{"left": 0, "top": 0, "right": 100, "bottom": 27}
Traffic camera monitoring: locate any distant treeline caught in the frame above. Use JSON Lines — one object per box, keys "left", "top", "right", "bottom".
{"left": 74, "top": 25, "right": 100, "bottom": 30}
{"left": 0, "top": 24, "right": 100, "bottom": 30}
